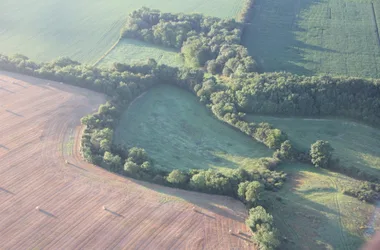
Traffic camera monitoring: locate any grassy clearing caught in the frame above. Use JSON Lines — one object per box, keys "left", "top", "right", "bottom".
{"left": 244, "top": 0, "right": 380, "bottom": 78}
{"left": 114, "top": 84, "right": 272, "bottom": 172}
{"left": 0, "top": 0, "right": 243, "bottom": 64}
{"left": 267, "top": 162, "right": 377, "bottom": 249}
{"left": 99, "top": 39, "right": 183, "bottom": 67}
{"left": 249, "top": 115, "right": 380, "bottom": 180}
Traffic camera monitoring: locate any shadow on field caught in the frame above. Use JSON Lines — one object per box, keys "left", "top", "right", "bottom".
{"left": 242, "top": 0, "right": 327, "bottom": 75}
{"left": 39, "top": 209, "right": 57, "bottom": 218}
{"left": 0, "top": 144, "right": 10, "bottom": 150}
{"left": 0, "top": 86, "right": 15, "bottom": 93}
{"left": 266, "top": 163, "right": 366, "bottom": 249}
{"left": 68, "top": 162, "right": 88, "bottom": 172}
{"left": 105, "top": 208, "right": 125, "bottom": 218}
{"left": 6, "top": 109, "right": 23, "bottom": 117}
{"left": 130, "top": 179, "right": 247, "bottom": 223}
{"left": 0, "top": 187, "right": 14, "bottom": 195}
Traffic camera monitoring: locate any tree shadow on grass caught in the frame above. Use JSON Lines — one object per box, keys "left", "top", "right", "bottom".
{"left": 242, "top": 0, "right": 329, "bottom": 76}
{"left": 268, "top": 163, "right": 368, "bottom": 249}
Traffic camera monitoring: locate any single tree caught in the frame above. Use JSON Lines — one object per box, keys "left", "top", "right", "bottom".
{"left": 310, "top": 140, "right": 334, "bottom": 168}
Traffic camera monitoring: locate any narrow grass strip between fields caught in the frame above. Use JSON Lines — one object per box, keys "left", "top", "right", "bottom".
{"left": 371, "top": 2, "right": 380, "bottom": 47}
{"left": 93, "top": 35, "right": 122, "bottom": 67}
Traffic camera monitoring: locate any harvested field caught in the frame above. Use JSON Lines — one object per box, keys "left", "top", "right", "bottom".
{"left": 0, "top": 72, "right": 253, "bottom": 249}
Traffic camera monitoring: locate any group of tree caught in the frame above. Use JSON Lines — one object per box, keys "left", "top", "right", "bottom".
{"left": 343, "top": 181, "right": 380, "bottom": 203}
{"left": 226, "top": 72, "right": 380, "bottom": 126}
{"left": 246, "top": 206, "right": 280, "bottom": 250}
{"left": 121, "top": 7, "right": 258, "bottom": 76}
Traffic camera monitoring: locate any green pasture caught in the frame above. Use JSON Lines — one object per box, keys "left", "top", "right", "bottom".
{"left": 114, "top": 84, "right": 272, "bottom": 172}
{"left": 0, "top": 0, "right": 243, "bottom": 64}
{"left": 99, "top": 39, "right": 183, "bottom": 67}
{"left": 268, "top": 162, "right": 377, "bottom": 249}
{"left": 249, "top": 115, "right": 380, "bottom": 179}
{"left": 244, "top": 0, "right": 380, "bottom": 78}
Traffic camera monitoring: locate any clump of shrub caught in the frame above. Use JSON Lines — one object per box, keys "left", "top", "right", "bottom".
{"left": 246, "top": 206, "right": 280, "bottom": 250}
{"left": 343, "top": 182, "right": 380, "bottom": 203}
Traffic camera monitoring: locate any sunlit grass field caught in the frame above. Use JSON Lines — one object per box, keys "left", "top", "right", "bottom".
{"left": 0, "top": 0, "right": 244, "bottom": 64}
{"left": 99, "top": 39, "right": 183, "bottom": 67}
{"left": 268, "top": 162, "right": 378, "bottom": 249}
{"left": 249, "top": 115, "right": 380, "bottom": 179}
{"left": 114, "top": 84, "right": 273, "bottom": 172}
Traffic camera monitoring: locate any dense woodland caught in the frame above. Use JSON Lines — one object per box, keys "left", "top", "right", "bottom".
{"left": 2, "top": 7, "right": 380, "bottom": 246}
{"left": 122, "top": 8, "right": 258, "bottom": 75}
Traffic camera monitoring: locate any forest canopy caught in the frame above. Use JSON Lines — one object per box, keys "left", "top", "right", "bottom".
{"left": 121, "top": 7, "right": 258, "bottom": 75}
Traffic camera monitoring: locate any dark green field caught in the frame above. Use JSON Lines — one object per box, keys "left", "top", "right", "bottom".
{"left": 114, "top": 84, "right": 273, "bottom": 172}
{"left": 244, "top": 0, "right": 380, "bottom": 78}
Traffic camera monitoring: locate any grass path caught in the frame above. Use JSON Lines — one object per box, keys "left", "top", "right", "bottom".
{"left": 269, "top": 163, "right": 376, "bottom": 249}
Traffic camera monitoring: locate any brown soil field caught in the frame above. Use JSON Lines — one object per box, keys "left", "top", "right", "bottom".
{"left": 0, "top": 71, "right": 254, "bottom": 249}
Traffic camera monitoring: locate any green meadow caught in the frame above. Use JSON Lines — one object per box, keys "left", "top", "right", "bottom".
{"left": 249, "top": 115, "right": 380, "bottom": 180}
{"left": 99, "top": 39, "right": 183, "bottom": 67}
{"left": 114, "top": 84, "right": 273, "bottom": 172}
{"left": 268, "top": 163, "right": 378, "bottom": 249}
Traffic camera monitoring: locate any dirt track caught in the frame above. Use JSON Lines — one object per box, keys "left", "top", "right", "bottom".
{"left": 0, "top": 71, "right": 254, "bottom": 249}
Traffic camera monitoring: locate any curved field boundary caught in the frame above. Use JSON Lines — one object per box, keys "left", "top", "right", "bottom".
{"left": 0, "top": 71, "right": 253, "bottom": 249}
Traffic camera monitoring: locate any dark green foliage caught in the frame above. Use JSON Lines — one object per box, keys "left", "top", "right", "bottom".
{"left": 246, "top": 206, "right": 280, "bottom": 250}
{"left": 343, "top": 182, "right": 380, "bottom": 203}
{"left": 103, "top": 151, "right": 122, "bottom": 171}
{"left": 127, "top": 147, "right": 149, "bottom": 165}
{"left": 121, "top": 7, "right": 257, "bottom": 75}
{"left": 273, "top": 140, "right": 296, "bottom": 161}
{"left": 310, "top": 140, "right": 334, "bottom": 168}
{"left": 231, "top": 73, "right": 380, "bottom": 126}
{"left": 238, "top": 181, "right": 263, "bottom": 206}
{"left": 167, "top": 170, "right": 189, "bottom": 187}
{"left": 189, "top": 169, "right": 233, "bottom": 195}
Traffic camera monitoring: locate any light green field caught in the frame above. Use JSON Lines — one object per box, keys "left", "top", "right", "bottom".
{"left": 249, "top": 115, "right": 380, "bottom": 179}
{"left": 244, "top": 0, "right": 380, "bottom": 78}
{"left": 268, "top": 163, "right": 378, "bottom": 249}
{"left": 114, "top": 84, "right": 273, "bottom": 171}
{"left": 0, "top": 0, "right": 244, "bottom": 64}
{"left": 99, "top": 39, "right": 183, "bottom": 67}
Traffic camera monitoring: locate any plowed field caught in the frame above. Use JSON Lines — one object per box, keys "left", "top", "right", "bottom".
{"left": 0, "top": 72, "right": 253, "bottom": 249}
